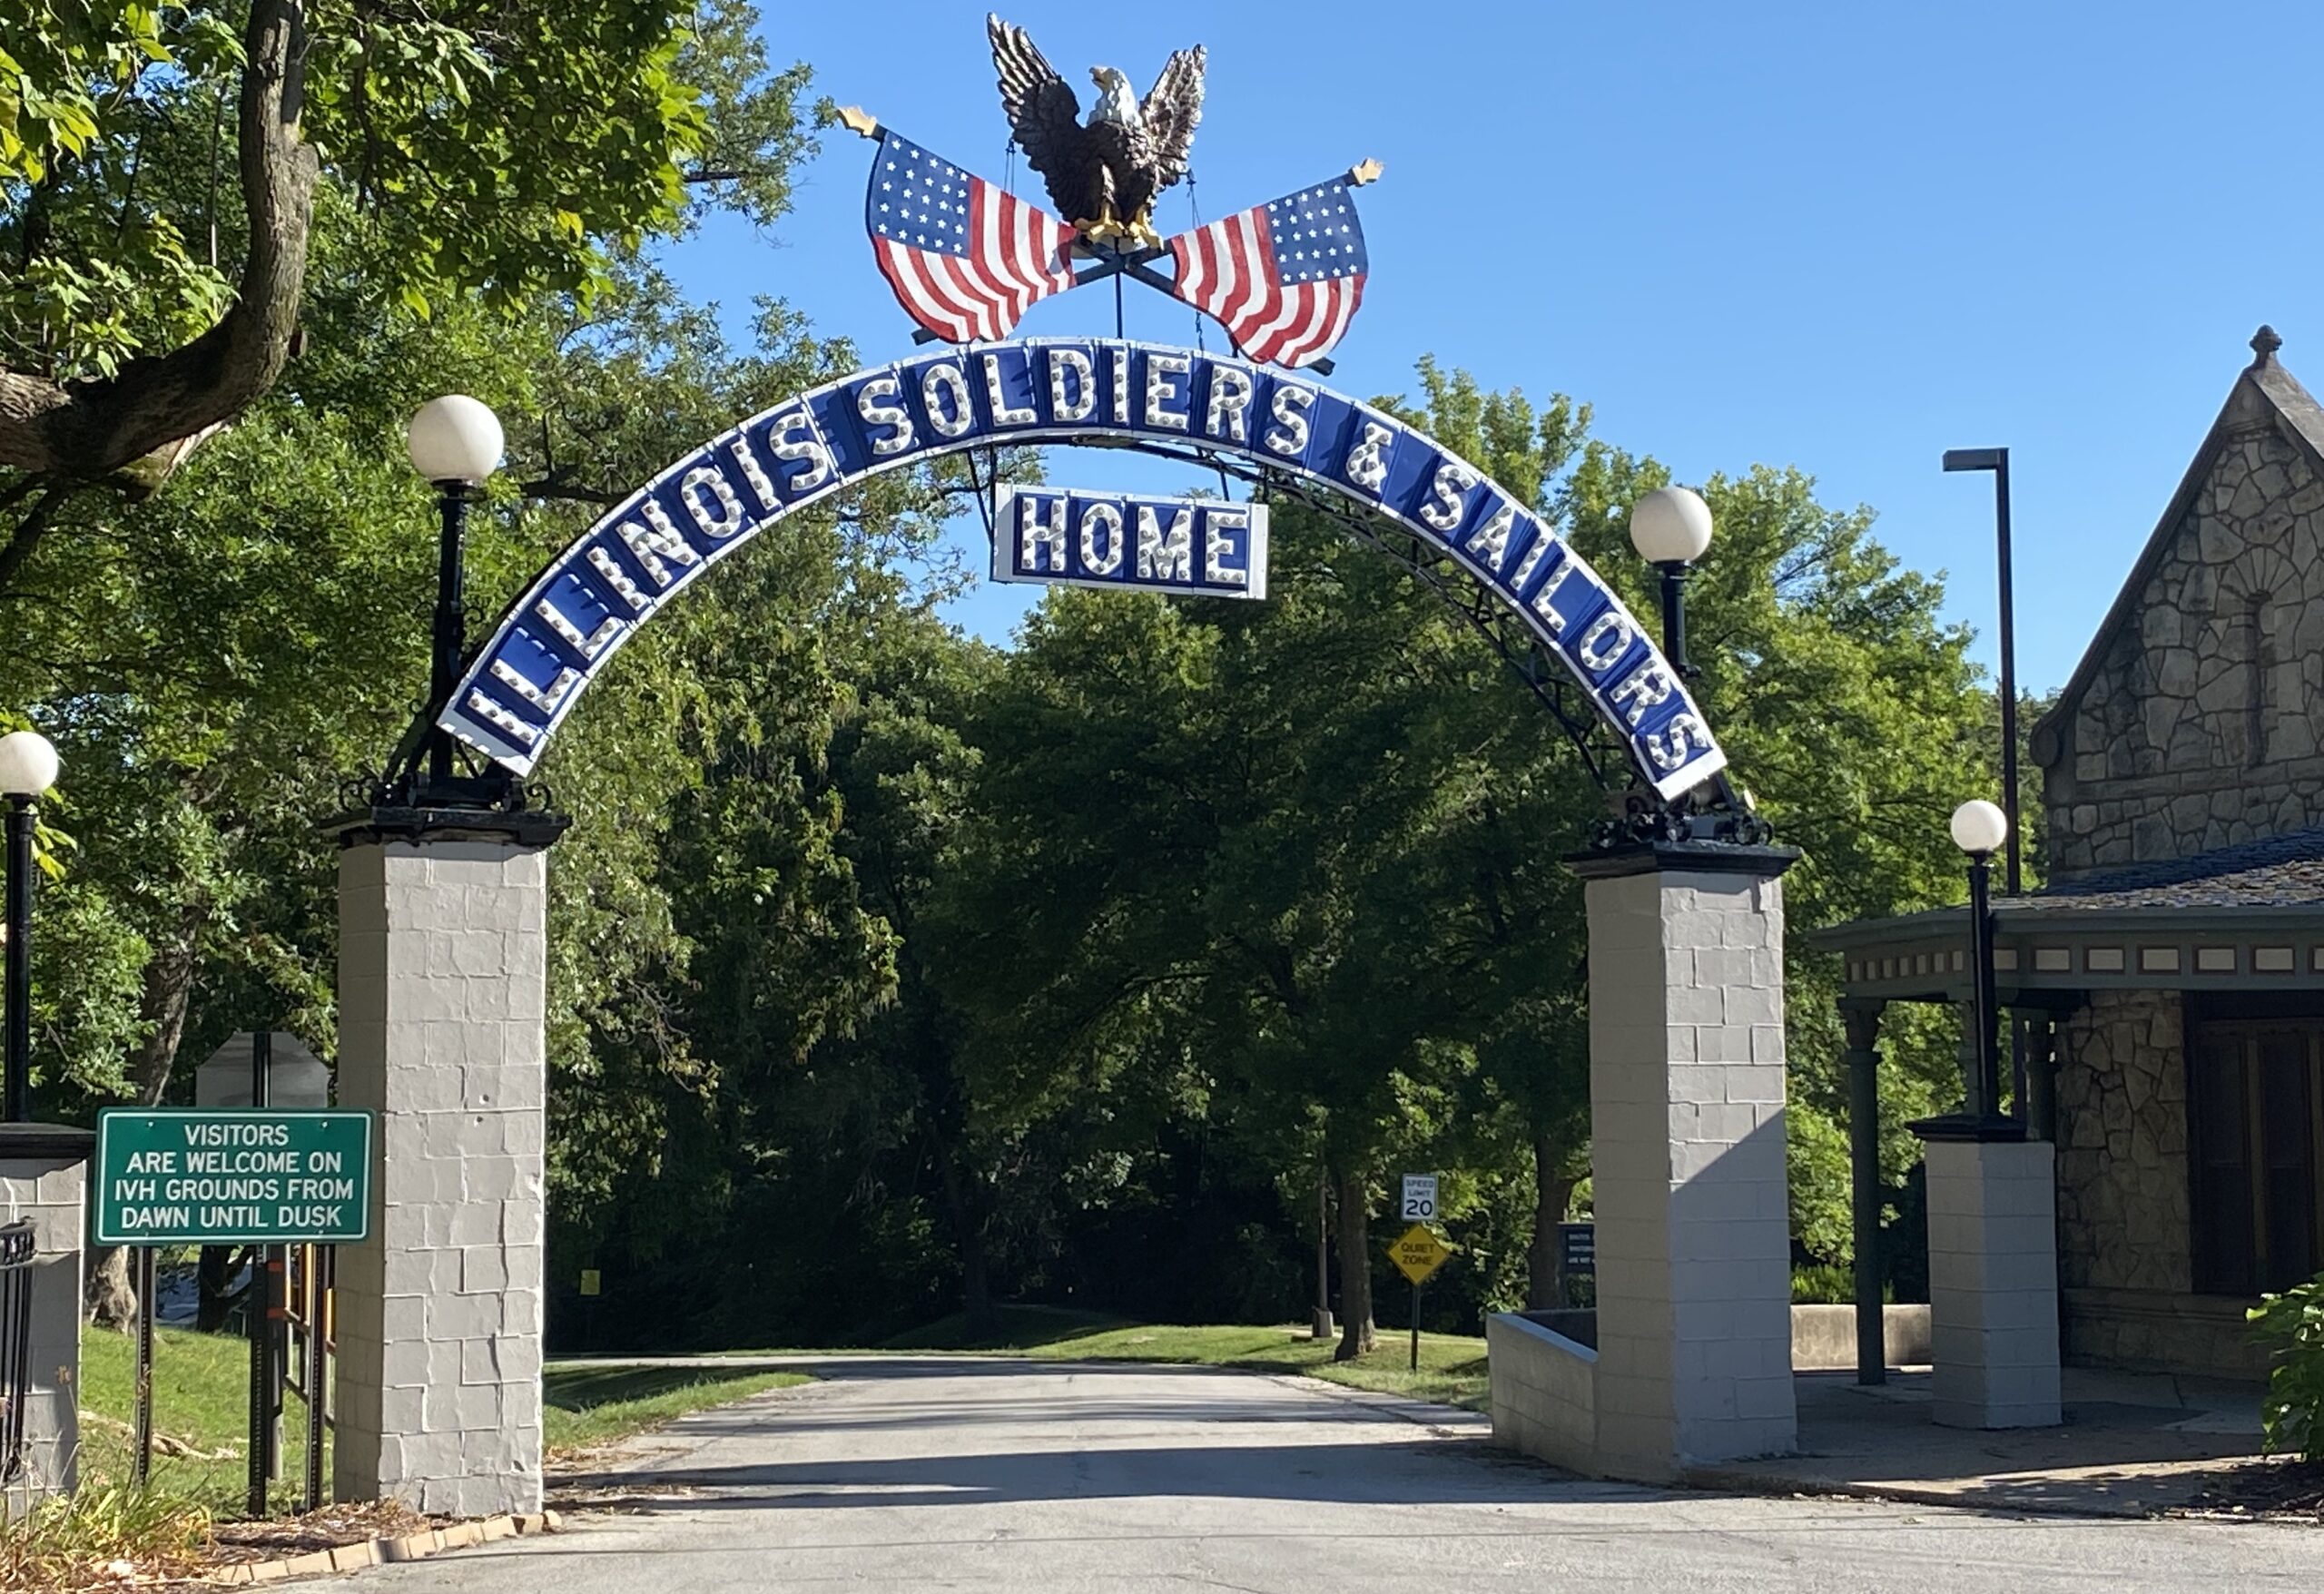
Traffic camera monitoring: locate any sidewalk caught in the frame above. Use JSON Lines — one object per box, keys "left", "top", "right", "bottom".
{"left": 1689, "top": 1368, "right": 2280, "bottom": 1518}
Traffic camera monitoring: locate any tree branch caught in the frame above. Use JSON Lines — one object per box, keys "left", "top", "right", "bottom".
{"left": 0, "top": 0, "right": 320, "bottom": 480}
{"left": 0, "top": 484, "right": 77, "bottom": 590}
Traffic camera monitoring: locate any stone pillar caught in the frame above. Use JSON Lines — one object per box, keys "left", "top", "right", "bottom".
{"left": 1570, "top": 842, "right": 1800, "bottom": 1481}
{"left": 1923, "top": 1133, "right": 2062, "bottom": 1429}
{"left": 0, "top": 1123, "right": 93, "bottom": 1508}
{"left": 333, "top": 816, "right": 562, "bottom": 1516}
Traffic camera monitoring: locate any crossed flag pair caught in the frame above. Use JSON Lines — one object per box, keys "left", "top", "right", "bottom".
{"left": 859, "top": 123, "right": 1374, "bottom": 371}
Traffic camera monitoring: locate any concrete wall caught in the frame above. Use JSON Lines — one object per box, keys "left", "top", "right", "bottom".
{"left": 0, "top": 1134, "right": 89, "bottom": 1510}
{"left": 1487, "top": 1314, "right": 1596, "bottom": 1475}
{"left": 2042, "top": 403, "right": 2324, "bottom": 878}
{"left": 335, "top": 837, "right": 549, "bottom": 1516}
{"left": 1788, "top": 1304, "right": 1932, "bottom": 1372}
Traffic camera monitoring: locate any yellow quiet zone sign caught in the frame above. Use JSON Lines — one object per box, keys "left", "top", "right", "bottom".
{"left": 1387, "top": 1223, "right": 1452, "bottom": 1284}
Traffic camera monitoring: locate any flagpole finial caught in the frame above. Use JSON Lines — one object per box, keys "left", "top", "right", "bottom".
{"left": 1348, "top": 158, "right": 1384, "bottom": 187}
{"left": 837, "top": 105, "right": 881, "bottom": 140}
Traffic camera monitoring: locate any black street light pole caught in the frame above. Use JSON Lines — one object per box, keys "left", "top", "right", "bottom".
{"left": 1655, "top": 561, "right": 1698, "bottom": 680}
{"left": 1942, "top": 448, "right": 2020, "bottom": 896}
{"left": 425, "top": 482, "right": 472, "bottom": 793}
{"left": 4, "top": 794, "right": 34, "bottom": 1123}
{"left": 1965, "top": 846, "right": 2003, "bottom": 1120}
{"left": 0, "top": 729, "right": 59, "bottom": 1123}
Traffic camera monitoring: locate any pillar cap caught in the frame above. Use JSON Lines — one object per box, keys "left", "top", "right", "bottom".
{"left": 1564, "top": 840, "right": 1799, "bottom": 881}
{"left": 1908, "top": 1110, "right": 2028, "bottom": 1145}
{"left": 0, "top": 1122, "right": 96, "bottom": 1163}
{"left": 321, "top": 804, "right": 572, "bottom": 850}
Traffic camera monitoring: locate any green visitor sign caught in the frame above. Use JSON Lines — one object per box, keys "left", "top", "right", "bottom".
{"left": 94, "top": 1109, "right": 373, "bottom": 1245}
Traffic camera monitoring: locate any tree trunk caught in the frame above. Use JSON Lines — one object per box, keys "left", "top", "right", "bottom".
{"left": 86, "top": 906, "right": 204, "bottom": 1329}
{"left": 1526, "top": 1133, "right": 1578, "bottom": 1310}
{"left": 0, "top": 0, "right": 320, "bottom": 483}
{"left": 1332, "top": 1166, "right": 1374, "bottom": 1361}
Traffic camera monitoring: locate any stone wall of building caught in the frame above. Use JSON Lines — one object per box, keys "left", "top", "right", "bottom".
{"left": 2055, "top": 989, "right": 2189, "bottom": 1298}
{"left": 2052, "top": 988, "right": 2265, "bottom": 1374}
{"left": 2040, "top": 414, "right": 2324, "bottom": 879}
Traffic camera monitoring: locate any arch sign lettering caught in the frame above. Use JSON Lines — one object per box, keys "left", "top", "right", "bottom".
{"left": 438, "top": 337, "right": 1726, "bottom": 801}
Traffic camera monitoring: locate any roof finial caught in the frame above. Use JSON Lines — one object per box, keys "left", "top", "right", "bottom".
{"left": 2250, "top": 324, "right": 2283, "bottom": 367}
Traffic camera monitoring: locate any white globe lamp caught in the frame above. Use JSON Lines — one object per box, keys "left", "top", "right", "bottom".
{"left": 1949, "top": 799, "right": 2009, "bottom": 858}
{"left": 406, "top": 395, "right": 504, "bottom": 487}
{"left": 0, "top": 732, "right": 58, "bottom": 799}
{"left": 1628, "top": 486, "right": 1715, "bottom": 566}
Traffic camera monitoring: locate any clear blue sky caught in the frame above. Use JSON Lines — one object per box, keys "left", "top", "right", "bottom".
{"left": 662, "top": 0, "right": 2324, "bottom": 693}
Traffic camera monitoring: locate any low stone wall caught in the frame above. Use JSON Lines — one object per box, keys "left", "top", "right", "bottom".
{"left": 1516, "top": 1304, "right": 1932, "bottom": 1372}
{"left": 1487, "top": 1313, "right": 1596, "bottom": 1475}
{"left": 2064, "top": 1286, "right": 2270, "bottom": 1378}
{"left": 1789, "top": 1304, "right": 1933, "bottom": 1371}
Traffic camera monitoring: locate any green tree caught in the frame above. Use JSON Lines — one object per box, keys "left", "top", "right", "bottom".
{"left": 1, "top": 0, "right": 804, "bottom": 505}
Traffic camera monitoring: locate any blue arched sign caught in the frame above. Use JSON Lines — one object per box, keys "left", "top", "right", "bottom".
{"left": 440, "top": 339, "right": 1727, "bottom": 800}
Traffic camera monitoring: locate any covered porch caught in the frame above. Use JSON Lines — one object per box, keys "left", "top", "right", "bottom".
{"left": 1815, "top": 830, "right": 2324, "bottom": 1391}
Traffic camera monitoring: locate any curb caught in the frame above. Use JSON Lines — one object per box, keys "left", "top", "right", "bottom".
{"left": 1678, "top": 1465, "right": 2162, "bottom": 1521}
{"left": 207, "top": 1510, "right": 563, "bottom": 1585}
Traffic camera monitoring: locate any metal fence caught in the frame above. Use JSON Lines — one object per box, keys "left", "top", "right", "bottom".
{"left": 0, "top": 1219, "right": 38, "bottom": 1484}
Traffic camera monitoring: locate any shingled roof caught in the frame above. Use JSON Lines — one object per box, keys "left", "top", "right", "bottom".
{"left": 2033, "top": 825, "right": 2324, "bottom": 910}
{"left": 2032, "top": 327, "right": 2324, "bottom": 758}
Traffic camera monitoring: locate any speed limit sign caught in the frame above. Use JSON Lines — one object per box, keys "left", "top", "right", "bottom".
{"left": 1402, "top": 1174, "right": 1438, "bottom": 1222}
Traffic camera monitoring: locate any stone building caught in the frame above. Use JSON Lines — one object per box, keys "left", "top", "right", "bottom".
{"left": 1817, "top": 328, "right": 2324, "bottom": 1382}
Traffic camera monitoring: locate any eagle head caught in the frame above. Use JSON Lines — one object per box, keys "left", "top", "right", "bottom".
{"left": 1088, "top": 65, "right": 1140, "bottom": 127}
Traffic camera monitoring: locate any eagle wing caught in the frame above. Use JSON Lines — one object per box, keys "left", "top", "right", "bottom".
{"left": 987, "top": 15, "right": 1088, "bottom": 211}
{"left": 1137, "top": 44, "right": 1206, "bottom": 190}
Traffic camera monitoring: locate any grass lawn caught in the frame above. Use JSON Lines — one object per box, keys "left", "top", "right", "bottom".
{"left": 79, "top": 1321, "right": 306, "bottom": 1515}
{"left": 76, "top": 1324, "right": 809, "bottom": 1516}
{"left": 806, "top": 1305, "right": 1490, "bottom": 1412}
{"left": 542, "top": 1363, "right": 809, "bottom": 1453}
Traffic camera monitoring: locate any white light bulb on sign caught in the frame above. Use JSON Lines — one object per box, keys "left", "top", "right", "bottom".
{"left": 1628, "top": 486, "right": 1714, "bottom": 565}
{"left": 0, "top": 731, "right": 59, "bottom": 797}
{"left": 406, "top": 395, "right": 505, "bottom": 486}
{"left": 1949, "top": 799, "right": 2009, "bottom": 857}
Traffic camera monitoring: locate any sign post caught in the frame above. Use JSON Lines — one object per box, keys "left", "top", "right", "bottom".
{"left": 1386, "top": 1223, "right": 1452, "bottom": 1372}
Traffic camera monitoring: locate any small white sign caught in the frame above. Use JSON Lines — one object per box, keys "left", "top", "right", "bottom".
{"left": 1402, "top": 1174, "right": 1438, "bottom": 1223}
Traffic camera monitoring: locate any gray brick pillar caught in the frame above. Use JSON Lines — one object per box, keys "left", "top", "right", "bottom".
{"left": 332, "top": 816, "right": 563, "bottom": 1516}
{"left": 1924, "top": 1136, "right": 2062, "bottom": 1428}
{"left": 0, "top": 1124, "right": 93, "bottom": 1509}
{"left": 1569, "top": 842, "right": 1800, "bottom": 1481}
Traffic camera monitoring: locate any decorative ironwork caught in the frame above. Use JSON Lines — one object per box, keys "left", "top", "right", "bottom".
{"left": 0, "top": 1218, "right": 37, "bottom": 1485}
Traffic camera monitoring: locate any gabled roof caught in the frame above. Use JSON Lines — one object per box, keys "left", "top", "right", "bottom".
{"left": 2033, "top": 328, "right": 2324, "bottom": 755}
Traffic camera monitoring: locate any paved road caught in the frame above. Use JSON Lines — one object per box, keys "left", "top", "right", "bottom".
{"left": 366, "top": 1357, "right": 2321, "bottom": 1593}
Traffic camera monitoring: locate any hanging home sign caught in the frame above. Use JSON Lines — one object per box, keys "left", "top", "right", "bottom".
{"left": 991, "top": 485, "right": 1267, "bottom": 598}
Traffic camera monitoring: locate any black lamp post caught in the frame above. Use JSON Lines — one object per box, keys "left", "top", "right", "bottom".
{"left": 1949, "top": 798, "right": 2016, "bottom": 1131}
{"left": 399, "top": 395, "right": 505, "bottom": 806}
{"left": 1942, "top": 448, "right": 2019, "bottom": 897}
{"left": 0, "top": 729, "right": 60, "bottom": 1123}
{"left": 1628, "top": 485, "right": 1715, "bottom": 678}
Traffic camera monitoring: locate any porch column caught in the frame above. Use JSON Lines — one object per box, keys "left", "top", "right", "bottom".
{"left": 1916, "top": 1001, "right": 2061, "bottom": 1431}
{"left": 1840, "top": 999, "right": 1886, "bottom": 1385}
{"left": 1569, "top": 841, "right": 1800, "bottom": 1481}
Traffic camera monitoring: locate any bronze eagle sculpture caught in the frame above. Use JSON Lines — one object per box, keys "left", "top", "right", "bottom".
{"left": 986, "top": 15, "right": 1206, "bottom": 251}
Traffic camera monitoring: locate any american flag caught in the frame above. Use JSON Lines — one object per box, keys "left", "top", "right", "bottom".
{"left": 865, "top": 130, "right": 1077, "bottom": 343}
{"left": 1166, "top": 177, "right": 1369, "bottom": 369}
